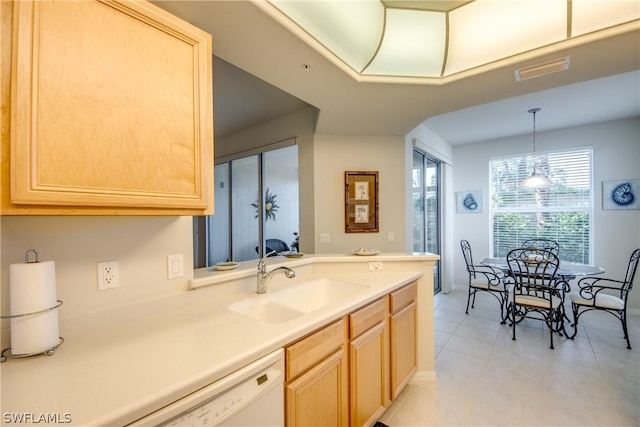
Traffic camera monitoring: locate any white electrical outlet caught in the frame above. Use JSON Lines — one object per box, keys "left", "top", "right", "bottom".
{"left": 97, "top": 261, "right": 119, "bottom": 290}
{"left": 369, "top": 262, "right": 384, "bottom": 271}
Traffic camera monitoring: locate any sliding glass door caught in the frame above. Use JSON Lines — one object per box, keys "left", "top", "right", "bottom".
{"left": 413, "top": 150, "right": 441, "bottom": 293}
{"left": 231, "top": 156, "right": 260, "bottom": 262}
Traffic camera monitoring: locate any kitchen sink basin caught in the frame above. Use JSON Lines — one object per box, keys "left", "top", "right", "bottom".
{"left": 228, "top": 278, "right": 369, "bottom": 324}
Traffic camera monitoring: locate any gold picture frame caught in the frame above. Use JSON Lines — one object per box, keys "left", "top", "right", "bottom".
{"left": 345, "top": 171, "right": 379, "bottom": 233}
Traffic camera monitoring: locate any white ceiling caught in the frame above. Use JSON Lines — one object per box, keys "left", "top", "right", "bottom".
{"left": 425, "top": 70, "right": 640, "bottom": 145}
{"left": 153, "top": 1, "right": 640, "bottom": 145}
{"left": 212, "top": 56, "right": 311, "bottom": 138}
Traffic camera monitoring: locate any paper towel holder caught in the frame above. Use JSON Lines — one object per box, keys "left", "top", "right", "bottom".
{"left": 0, "top": 301, "right": 64, "bottom": 362}
{"left": 24, "top": 248, "right": 40, "bottom": 263}
{"left": 1, "top": 249, "right": 64, "bottom": 362}
{"left": 0, "top": 338, "right": 64, "bottom": 362}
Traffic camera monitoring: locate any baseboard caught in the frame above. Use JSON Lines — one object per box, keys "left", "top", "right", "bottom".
{"left": 410, "top": 370, "right": 437, "bottom": 385}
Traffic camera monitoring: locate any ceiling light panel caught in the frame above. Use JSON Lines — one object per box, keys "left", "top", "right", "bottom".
{"left": 269, "top": 0, "right": 384, "bottom": 72}
{"left": 446, "top": 0, "right": 566, "bottom": 75}
{"left": 364, "top": 9, "right": 446, "bottom": 77}
{"left": 262, "top": 0, "right": 638, "bottom": 83}
{"left": 571, "top": 0, "right": 640, "bottom": 37}
{"left": 382, "top": 0, "right": 472, "bottom": 13}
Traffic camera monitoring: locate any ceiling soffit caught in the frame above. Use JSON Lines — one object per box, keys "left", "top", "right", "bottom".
{"left": 257, "top": 0, "right": 640, "bottom": 84}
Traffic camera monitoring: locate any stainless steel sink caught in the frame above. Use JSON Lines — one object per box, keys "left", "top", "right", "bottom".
{"left": 228, "top": 278, "right": 369, "bottom": 324}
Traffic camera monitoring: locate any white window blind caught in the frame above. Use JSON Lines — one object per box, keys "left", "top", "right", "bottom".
{"left": 489, "top": 148, "right": 592, "bottom": 263}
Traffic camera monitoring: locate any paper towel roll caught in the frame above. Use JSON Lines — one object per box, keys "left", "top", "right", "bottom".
{"left": 9, "top": 260, "right": 60, "bottom": 355}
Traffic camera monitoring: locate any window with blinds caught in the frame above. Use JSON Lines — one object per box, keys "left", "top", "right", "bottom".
{"left": 489, "top": 148, "right": 593, "bottom": 263}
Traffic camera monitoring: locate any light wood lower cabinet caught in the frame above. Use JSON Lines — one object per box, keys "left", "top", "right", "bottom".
{"left": 285, "top": 281, "right": 418, "bottom": 426}
{"left": 285, "top": 319, "right": 348, "bottom": 427}
{"left": 390, "top": 282, "right": 418, "bottom": 399}
{"left": 349, "top": 298, "right": 389, "bottom": 427}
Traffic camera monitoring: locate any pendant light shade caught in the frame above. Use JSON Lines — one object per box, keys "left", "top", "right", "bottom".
{"left": 521, "top": 108, "right": 552, "bottom": 189}
{"left": 521, "top": 170, "right": 553, "bottom": 188}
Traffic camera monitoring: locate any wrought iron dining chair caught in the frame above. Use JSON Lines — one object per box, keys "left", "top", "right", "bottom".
{"left": 522, "top": 238, "right": 565, "bottom": 288}
{"left": 568, "top": 248, "right": 640, "bottom": 349}
{"left": 522, "top": 238, "right": 560, "bottom": 258}
{"left": 460, "top": 240, "right": 507, "bottom": 322}
{"left": 506, "top": 247, "right": 570, "bottom": 349}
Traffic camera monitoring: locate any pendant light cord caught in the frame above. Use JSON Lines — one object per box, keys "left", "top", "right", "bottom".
{"left": 528, "top": 107, "right": 541, "bottom": 167}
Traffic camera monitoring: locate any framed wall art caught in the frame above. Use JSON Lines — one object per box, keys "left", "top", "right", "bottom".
{"left": 345, "top": 171, "right": 379, "bottom": 233}
{"left": 456, "top": 190, "right": 483, "bottom": 213}
{"left": 603, "top": 179, "right": 640, "bottom": 210}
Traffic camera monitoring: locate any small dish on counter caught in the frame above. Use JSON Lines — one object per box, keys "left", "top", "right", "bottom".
{"left": 352, "top": 248, "right": 380, "bottom": 256}
{"left": 280, "top": 251, "right": 304, "bottom": 258}
{"left": 213, "top": 262, "right": 239, "bottom": 271}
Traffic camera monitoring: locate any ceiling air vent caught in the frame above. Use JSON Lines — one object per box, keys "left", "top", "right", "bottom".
{"left": 515, "top": 56, "right": 571, "bottom": 82}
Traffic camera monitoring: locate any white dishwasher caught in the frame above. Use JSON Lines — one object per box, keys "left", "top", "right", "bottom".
{"left": 130, "top": 349, "right": 284, "bottom": 427}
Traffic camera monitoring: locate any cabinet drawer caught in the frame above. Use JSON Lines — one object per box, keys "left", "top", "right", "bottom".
{"left": 349, "top": 298, "right": 386, "bottom": 339}
{"left": 390, "top": 282, "right": 417, "bottom": 314}
{"left": 286, "top": 319, "right": 345, "bottom": 380}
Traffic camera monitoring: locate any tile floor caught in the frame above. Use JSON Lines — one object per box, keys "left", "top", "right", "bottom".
{"left": 379, "top": 285, "right": 640, "bottom": 426}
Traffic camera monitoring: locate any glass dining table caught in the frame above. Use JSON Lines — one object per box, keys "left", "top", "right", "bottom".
{"left": 479, "top": 258, "right": 605, "bottom": 280}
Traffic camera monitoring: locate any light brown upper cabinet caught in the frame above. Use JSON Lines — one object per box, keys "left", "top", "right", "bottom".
{"left": 1, "top": 0, "right": 214, "bottom": 215}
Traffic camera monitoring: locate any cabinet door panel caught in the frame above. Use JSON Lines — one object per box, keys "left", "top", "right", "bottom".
{"left": 350, "top": 322, "right": 387, "bottom": 427}
{"left": 285, "top": 349, "right": 348, "bottom": 427}
{"left": 390, "top": 301, "right": 417, "bottom": 399}
{"left": 9, "top": 0, "right": 212, "bottom": 210}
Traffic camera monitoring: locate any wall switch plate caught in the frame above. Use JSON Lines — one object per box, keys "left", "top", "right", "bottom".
{"left": 319, "top": 233, "right": 330, "bottom": 244}
{"left": 97, "top": 261, "right": 119, "bottom": 290}
{"left": 167, "top": 254, "right": 184, "bottom": 279}
{"left": 369, "top": 262, "right": 383, "bottom": 271}
{"left": 387, "top": 232, "right": 394, "bottom": 242}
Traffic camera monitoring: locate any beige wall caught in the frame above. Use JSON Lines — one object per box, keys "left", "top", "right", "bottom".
{"left": 1, "top": 216, "right": 193, "bottom": 346}
{"left": 312, "top": 134, "right": 408, "bottom": 254}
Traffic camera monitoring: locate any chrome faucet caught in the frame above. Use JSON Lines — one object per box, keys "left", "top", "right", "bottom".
{"left": 257, "top": 251, "right": 296, "bottom": 294}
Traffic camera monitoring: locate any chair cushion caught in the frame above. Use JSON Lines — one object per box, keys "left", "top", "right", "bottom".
{"left": 570, "top": 292, "right": 624, "bottom": 310}
{"left": 471, "top": 279, "right": 505, "bottom": 291}
{"left": 508, "top": 290, "right": 561, "bottom": 309}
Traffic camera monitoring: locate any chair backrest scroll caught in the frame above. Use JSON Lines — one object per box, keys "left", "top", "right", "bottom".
{"left": 506, "top": 247, "right": 560, "bottom": 291}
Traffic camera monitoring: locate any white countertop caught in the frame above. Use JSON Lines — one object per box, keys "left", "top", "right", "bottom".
{"left": 1, "top": 253, "right": 433, "bottom": 426}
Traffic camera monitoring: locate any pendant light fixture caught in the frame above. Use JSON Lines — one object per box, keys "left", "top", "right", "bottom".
{"left": 521, "top": 107, "right": 552, "bottom": 189}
